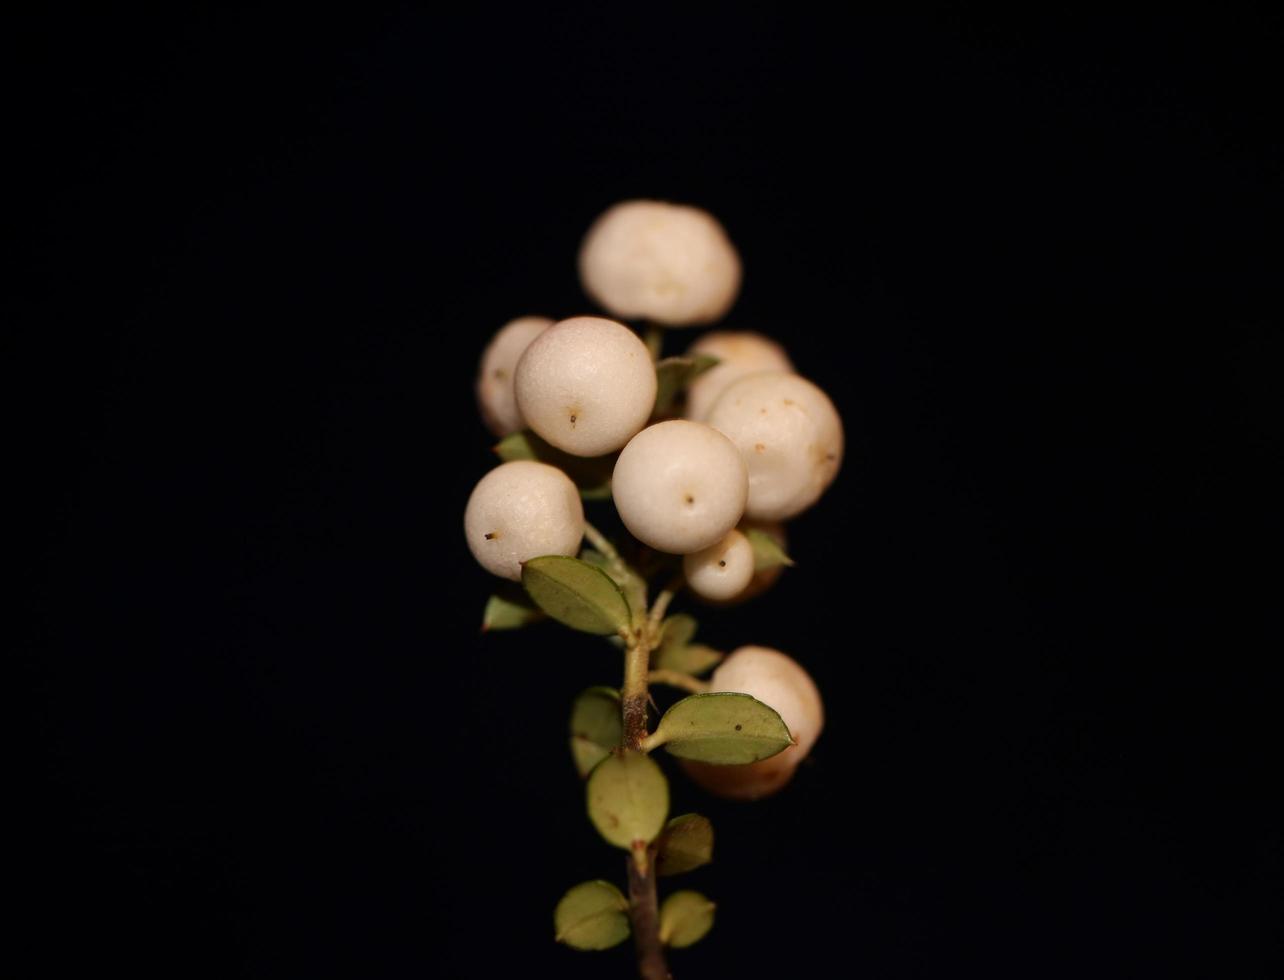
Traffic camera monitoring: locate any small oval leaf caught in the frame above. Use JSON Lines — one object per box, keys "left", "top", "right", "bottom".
{"left": 659, "top": 614, "right": 698, "bottom": 650}
{"left": 554, "top": 880, "right": 631, "bottom": 950}
{"left": 495, "top": 430, "right": 614, "bottom": 499}
{"left": 653, "top": 355, "right": 720, "bottom": 416}
{"left": 570, "top": 687, "right": 622, "bottom": 778}
{"left": 654, "top": 642, "right": 723, "bottom": 677}
{"left": 745, "top": 527, "right": 795, "bottom": 571}
{"left": 653, "top": 615, "right": 723, "bottom": 676}
{"left": 586, "top": 751, "right": 669, "bottom": 851}
{"left": 522, "top": 556, "right": 631, "bottom": 635}
{"left": 481, "top": 589, "right": 544, "bottom": 631}
{"left": 655, "top": 814, "right": 714, "bottom": 877}
{"left": 579, "top": 548, "right": 647, "bottom": 624}
{"left": 659, "top": 890, "right": 716, "bottom": 949}
{"left": 645, "top": 693, "right": 793, "bottom": 764}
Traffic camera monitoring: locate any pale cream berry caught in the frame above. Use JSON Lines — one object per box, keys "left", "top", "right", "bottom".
{"left": 514, "top": 316, "right": 657, "bottom": 457}
{"left": 464, "top": 460, "right": 584, "bottom": 581}
{"left": 612, "top": 420, "right": 747, "bottom": 554}
{"left": 697, "top": 519, "right": 787, "bottom": 607}
{"left": 706, "top": 371, "right": 843, "bottom": 521}
{"left": 683, "top": 529, "right": 754, "bottom": 601}
{"left": 578, "top": 200, "right": 741, "bottom": 327}
{"left": 683, "top": 331, "right": 794, "bottom": 422}
{"left": 476, "top": 316, "right": 553, "bottom": 436}
{"left": 683, "top": 646, "right": 823, "bottom": 800}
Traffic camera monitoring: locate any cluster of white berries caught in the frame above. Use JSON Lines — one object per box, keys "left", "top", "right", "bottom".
{"left": 467, "top": 200, "right": 835, "bottom": 797}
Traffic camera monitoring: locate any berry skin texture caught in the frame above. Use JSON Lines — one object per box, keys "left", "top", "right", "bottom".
{"left": 706, "top": 371, "right": 843, "bottom": 521}
{"left": 683, "top": 331, "right": 794, "bottom": 422}
{"left": 464, "top": 460, "right": 585, "bottom": 581}
{"left": 476, "top": 316, "right": 553, "bottom": 436}
{"left": 514, "top": 316, "right": 657, "bottom": 458}
{"left": 612, "top": 420, "right": 748, "bottom": 555}
{"left": 683, "top": 529, "right": 754, "bottom": 601}
{"left": 683, "top": 646, "right": 823, "bottom": 800}
{"left": 578, "top": 200, "right": 742, "bottom": 327}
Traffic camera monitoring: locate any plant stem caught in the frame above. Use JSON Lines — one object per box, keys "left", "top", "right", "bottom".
{"left": 619, "top": 592, "right": 670, "bottom": 978}
{"left": 647, "top": 575, "right": 684, "bottom": 632}
{"left": 627, "top": 851, "right": 670, "bottom": 980}
{"left": 583, "top": 521, "right": 621, "bottom": 564}
{"left": 621, "top": 635, "right": 651, "bottom": 751}
{"left": 643, "top": 323, "right": 664, "bottom": 362}
{"left": 647, "top": 669, "right": 710, "bottom": 694}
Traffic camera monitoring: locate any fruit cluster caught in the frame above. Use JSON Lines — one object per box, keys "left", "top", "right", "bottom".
{"left": 464, "top": 199, "right": 841, "bottom": 975}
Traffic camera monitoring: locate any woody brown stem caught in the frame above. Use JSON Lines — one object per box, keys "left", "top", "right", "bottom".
{"left": 627, "top": 850, "right": 670, "bottom": 980}
{"left": 619, "top": 603, "right": 670, "bottom": 978}
{"left": 622, "top": 635, "right": 651, "bottom": 751}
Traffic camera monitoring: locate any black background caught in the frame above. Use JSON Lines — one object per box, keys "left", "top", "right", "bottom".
{"left": 19, "top": 8, "right": 1281, "bottom": 977}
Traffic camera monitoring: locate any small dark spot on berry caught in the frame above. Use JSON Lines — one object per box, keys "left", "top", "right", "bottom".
{"left": 718, "top": 560, "right": 726, "bottom": 567}
{"left": 569, "top": 414, "right": 577, "bottom": 425}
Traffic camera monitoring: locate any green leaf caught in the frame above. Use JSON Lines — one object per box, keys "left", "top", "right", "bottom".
{"left": 522, "top": 556, "right": 631, "bottom": 635}
{"left": 655, "top": 814, "right": 714, "bottom": 877}
{"left": 659, "top": 890, "right": 716, "bottom": 949}
{"left": 579, "top": 548, "right": 647, "bottom": 623}
{"left": 494, "top": 430, "right": 614, "bottom": 500}
{"left": 745, "top": 527, "right": 795, "bottom": 571}
{"left": 662, "top": 644, "right": 724, "bottom": 676}
{"left": 569, "top": 687, "right": 622, "bottom": 778}
{"left": 659, "top": 614, "right": 697, "bottom": 649}
{"left": 652, "top": 615, "right": 723, "bottom": 676}
{"left": 586, "top": 751, "right": 669, "bottom": 851}
{"left": 644, "top": 692, "right": 793, "bottom": 764}
{"left": 481, "top": 588, "right": 544, "bottom": 631}
{"left": 653, "top": 355, "right": 720, "bottom": 416}
{"left": 554, "top": 880, "right": 631, "bottom": 950}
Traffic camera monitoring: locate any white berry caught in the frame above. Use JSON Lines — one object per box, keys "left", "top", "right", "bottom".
{"left": 706, "top": 371, "right": 843, "bottom": 521}
{"left": 683, "top": 530, "right": 754, "bottom": 601}
{"left": 578, "top": 200, "right": 741, "bottom": 327}
{"left": 683, "top": 331, "right": 794, "bottom": 422}
{"left": 464, "top": 460, "right": 585, "bottom": 581}
{"left": 612, "top": 420, "right": 747, "bottom": 554}
{"left": 683, "top": 646, "right": 823, "bottom": 800}
{"left": 475, "top": 316, "right": 553, "bottom": 436}
{"left": 696, "top": 519, "right": 788, "bottom": 607}
{"left": 513, "top": 316, "right": 657, "bottom": 457}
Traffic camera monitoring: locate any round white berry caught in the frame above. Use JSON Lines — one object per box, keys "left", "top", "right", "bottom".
{"left": 682, "top": 645, "right": 823, "bottom": 800}
{"left": 611, "top": 420, "right": 747, "bottom": 555}
{"left": 683, "top": 331, "right": 794, "bottom": 422}
{"left": 696, "top": 519, "right": 788, "bottom": 607}
{"left": 475, "top": 315, "right": 553, "bottom": 436}
{"left": 578, "top": 200, "right": 741, "bottom": 327}
{"left": 464, "top": 460, "right": 585, "bottom": 581}
{"left": 706, "top": 371, "right": 843, "bottom": 521}
{"left": 682, "top": 529, "right": 754, "bottom": 601}
{"left": 513, "top": 316, "right": 657, "bottom": 457}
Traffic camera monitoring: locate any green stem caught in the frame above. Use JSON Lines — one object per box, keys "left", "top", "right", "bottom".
{"left": 582, "top": 521, "right": 621, "bottom": 564}
{"left": 621, "top": 635, "right": 651, "bottom": 751}
{"left": 647, "top": 575, "right": 684, "bottom": 633}
{"left": 643, "top": 323, "right": 664, "bottom": 362}
{"left": 647, "top": 669, "right": 709, "bottom": 695}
